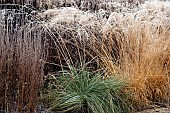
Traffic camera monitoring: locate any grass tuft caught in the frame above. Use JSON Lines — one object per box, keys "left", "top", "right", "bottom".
{"left": 43, "top": 67, "right": 130, "bottom": 113}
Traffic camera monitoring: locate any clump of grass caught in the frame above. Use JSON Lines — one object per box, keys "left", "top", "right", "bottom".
{"left": 43, "top": 67, "right": 130, "bottom": 113}
{"left": 40, "top": 7, "right": 104, "bottom": 73}
{"left": 0, "top": 10, "right": 46, "bottom": 112}
{"left": 94, "top": 1, "right": 170, "bottom": 110}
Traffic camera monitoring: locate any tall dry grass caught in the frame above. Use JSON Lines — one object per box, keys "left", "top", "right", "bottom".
{"left": 40, "top": 7, "right": 104, "bottom": 73}
{"left": 101, "top": 24, "right": 170, "bottom": 110}
{"left": 0, "top": 18, "right": 46, "bottom": 112}
{"left": 93, "top": 1, "right": 170, "bottom": 110}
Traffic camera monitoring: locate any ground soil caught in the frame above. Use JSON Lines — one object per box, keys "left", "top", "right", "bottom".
{"left": 138, "top": 107, "right": 170, "bottom": 113}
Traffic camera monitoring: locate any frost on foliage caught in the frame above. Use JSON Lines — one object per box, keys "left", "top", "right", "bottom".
{"left": 106, "top": 0, "right": 170, "bottom": 29}
{"left": 104, "top": 0, "right": 170, "bottom": 57}
{"left": 135, "top": 0, "right": 170, "bottom": 28}
{"left": 40, "top": 7, "right": 102, "bottom": 29}
{"left": 106, "top": 12, "right": 124, "bottom": 27}
{"left": 38, "top": 0, "right": 140, "bottom": 12}
{"left": 135, "top": 0, "right": 170, "bottom": 20}
{"left": 38, "top": 0, "right": 78, "bottom": 9}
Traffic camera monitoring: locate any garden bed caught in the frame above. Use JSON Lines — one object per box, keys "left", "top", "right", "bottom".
{"left": 0, "top": 0, "right": 170, "bottom": 113}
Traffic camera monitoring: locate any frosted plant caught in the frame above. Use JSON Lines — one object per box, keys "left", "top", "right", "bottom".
{"left": 40, "top": 7, "right": 102, "bottom": 29}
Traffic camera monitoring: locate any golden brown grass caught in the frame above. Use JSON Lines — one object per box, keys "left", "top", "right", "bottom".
{"left": 95, "top": 3, "right": 170, "bottom": 109}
